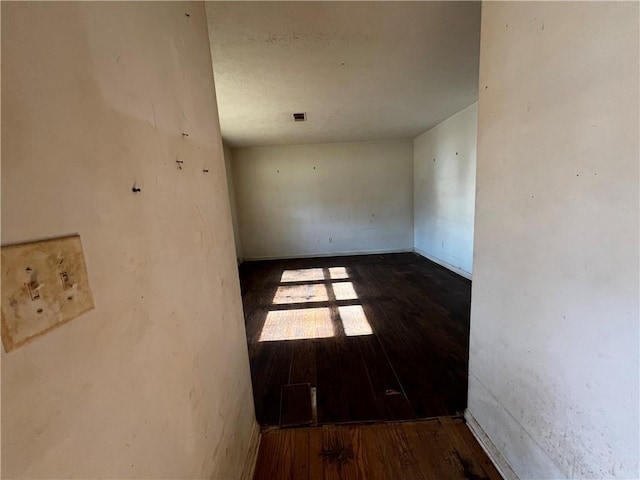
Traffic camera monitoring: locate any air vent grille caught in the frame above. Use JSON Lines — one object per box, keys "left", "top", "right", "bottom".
{"left": 293, "top": 112, "right": 306, "bottom": 122}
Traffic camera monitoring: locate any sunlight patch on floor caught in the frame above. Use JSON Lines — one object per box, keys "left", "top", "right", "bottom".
{"left": 332, "top": 281, "right": 358, "bottom": 301}
{"left": 274, "top": 284, "right": 329, "bottom": 304}
{"left": 328, "top": 266, "right": 349, "bottom": 279}
{"left": 281, "top": 268, "right": 325, "bottom": 283}
{"left": 259, "top": 308, "right": 334, "bottom": 341}
{"left": 339, "top": 305, "right": 373, "bottom": 336}
{"left": 262, "top": 265, "right": 372, "bottom": 341}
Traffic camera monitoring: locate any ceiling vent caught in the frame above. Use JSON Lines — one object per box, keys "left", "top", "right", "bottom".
{"left": 293, "top": 112, "right": 307, "bottom": 122}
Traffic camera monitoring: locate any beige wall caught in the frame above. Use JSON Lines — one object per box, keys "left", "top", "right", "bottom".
{"left": 232, "top": 141, "right": 414, "bottom": 260}
{"left": 224, "top": 143, "right": 243, "bottom": 261}
{"left": 469, "top": 2, "right": 639, "bottom": 478}
{"left": 1, "top": 2, "right": 256, "bottom": 478}
{"left": 413, "top": 103, "right": 477, "bottom": 278}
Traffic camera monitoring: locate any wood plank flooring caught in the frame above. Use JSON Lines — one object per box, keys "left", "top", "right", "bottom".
{"left": 240, "top": 253, "right": 471, "bottom": 427}
{"left": 253, "top": 418, "right": 503, "bottom": 480}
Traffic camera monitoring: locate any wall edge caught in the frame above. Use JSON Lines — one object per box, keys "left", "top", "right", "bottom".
{"left": 464, "top": 409, "right": 519, "bottom": 480}
{"left": 413, "top": 247, "right": 472, "bottom": 280}
{"left": 241, "top": 248, "right": 414, "bottom": 262}
{"left": 239, "top": 422, "right": 261, "bottom": 480}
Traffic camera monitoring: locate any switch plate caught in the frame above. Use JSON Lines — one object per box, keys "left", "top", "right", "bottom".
{"left": 1, "top": 235, "right": 94, "bottom": 352}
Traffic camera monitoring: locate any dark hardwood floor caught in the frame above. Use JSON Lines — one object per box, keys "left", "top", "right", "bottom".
{"left": 239, "top": 252, "right": 471, "bottom": 428}
{"left": 253, "top": 418, "right": 502, "bottom": 480}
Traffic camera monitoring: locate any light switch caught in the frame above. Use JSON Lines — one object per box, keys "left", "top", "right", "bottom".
{"left": 1, "top": 235, "right": 94, "bottom": 352}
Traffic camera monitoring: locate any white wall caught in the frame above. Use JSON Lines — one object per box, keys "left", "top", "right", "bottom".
{"left": 469, "top": 2, "right": 639, "bottom": 479}
{"left": 1, "top": 2, "right": 257, "bottom": 478}
{"left": 224, "top": 143, "right": 243, "bottom": 261}
{"left": 413, "top": 103, "right": 477, "bottom": 278}
{"left": 233, "top": 141, "right": 414, "bottom": 260}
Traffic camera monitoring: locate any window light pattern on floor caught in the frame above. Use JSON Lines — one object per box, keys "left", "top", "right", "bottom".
{"left": 259, "top": 267, "right": 373, "bottom": 341}
{"left": 259, "top": 308, "right": 334, "bottom": 341}
{"left": 280, "top": 268, "right": 325, "bottom": 283}
{"left": 332, "top": 281, "right": 358, "bottom": 301}
{"left": 328, "top": 266, "right": 349, "bottom": 279}
{"left": 273, "top": 284, "right": 329, "bottom": 304}
{"left": 338, "top": 305, "right": 373, "bottom": 336}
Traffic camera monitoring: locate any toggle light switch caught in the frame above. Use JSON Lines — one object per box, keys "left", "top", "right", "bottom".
{"left": 27, "top": 280, "right": 43, "bottom": 301}
{"left": 59, "top": 272, "right": 72, "bottom": 290}
{"left": 1, "top": 235, "right": 94, "bottom": 352}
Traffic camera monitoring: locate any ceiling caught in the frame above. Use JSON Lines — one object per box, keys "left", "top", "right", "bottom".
{"left": 205, "top": 2, "right": 480, "bottom": 147}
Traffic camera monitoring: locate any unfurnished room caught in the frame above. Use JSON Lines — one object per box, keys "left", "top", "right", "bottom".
{"left": 1, "top": 2, "right": 638, "bottom": 480}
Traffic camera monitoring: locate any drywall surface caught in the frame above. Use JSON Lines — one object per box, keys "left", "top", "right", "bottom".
{"left": 224, "top": 142, "right": 243, "bottom": 261}
{"left": 413, "top": 103, "right": 477, "bottom": 278}
{"left": 233, "top": 142, "right": 413, "bottom": 259}
{"left": 469, "top": 2, "right": 639, "bottom": 479}
{"left": 1, "top": 2, "right": 256, "bottom": 478}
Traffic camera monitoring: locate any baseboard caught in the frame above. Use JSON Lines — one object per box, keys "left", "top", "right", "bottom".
{"left": 413, "top": 247, "right": 472, "bottom": 280}
{"left": 464, "top": 410, "right": 518, "bottom": 480}
{"left": 240, "top": 421, "right": 261, "bottom": 480}
{"left": 242, "top": 248, "right": 414, "bottom": 262}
